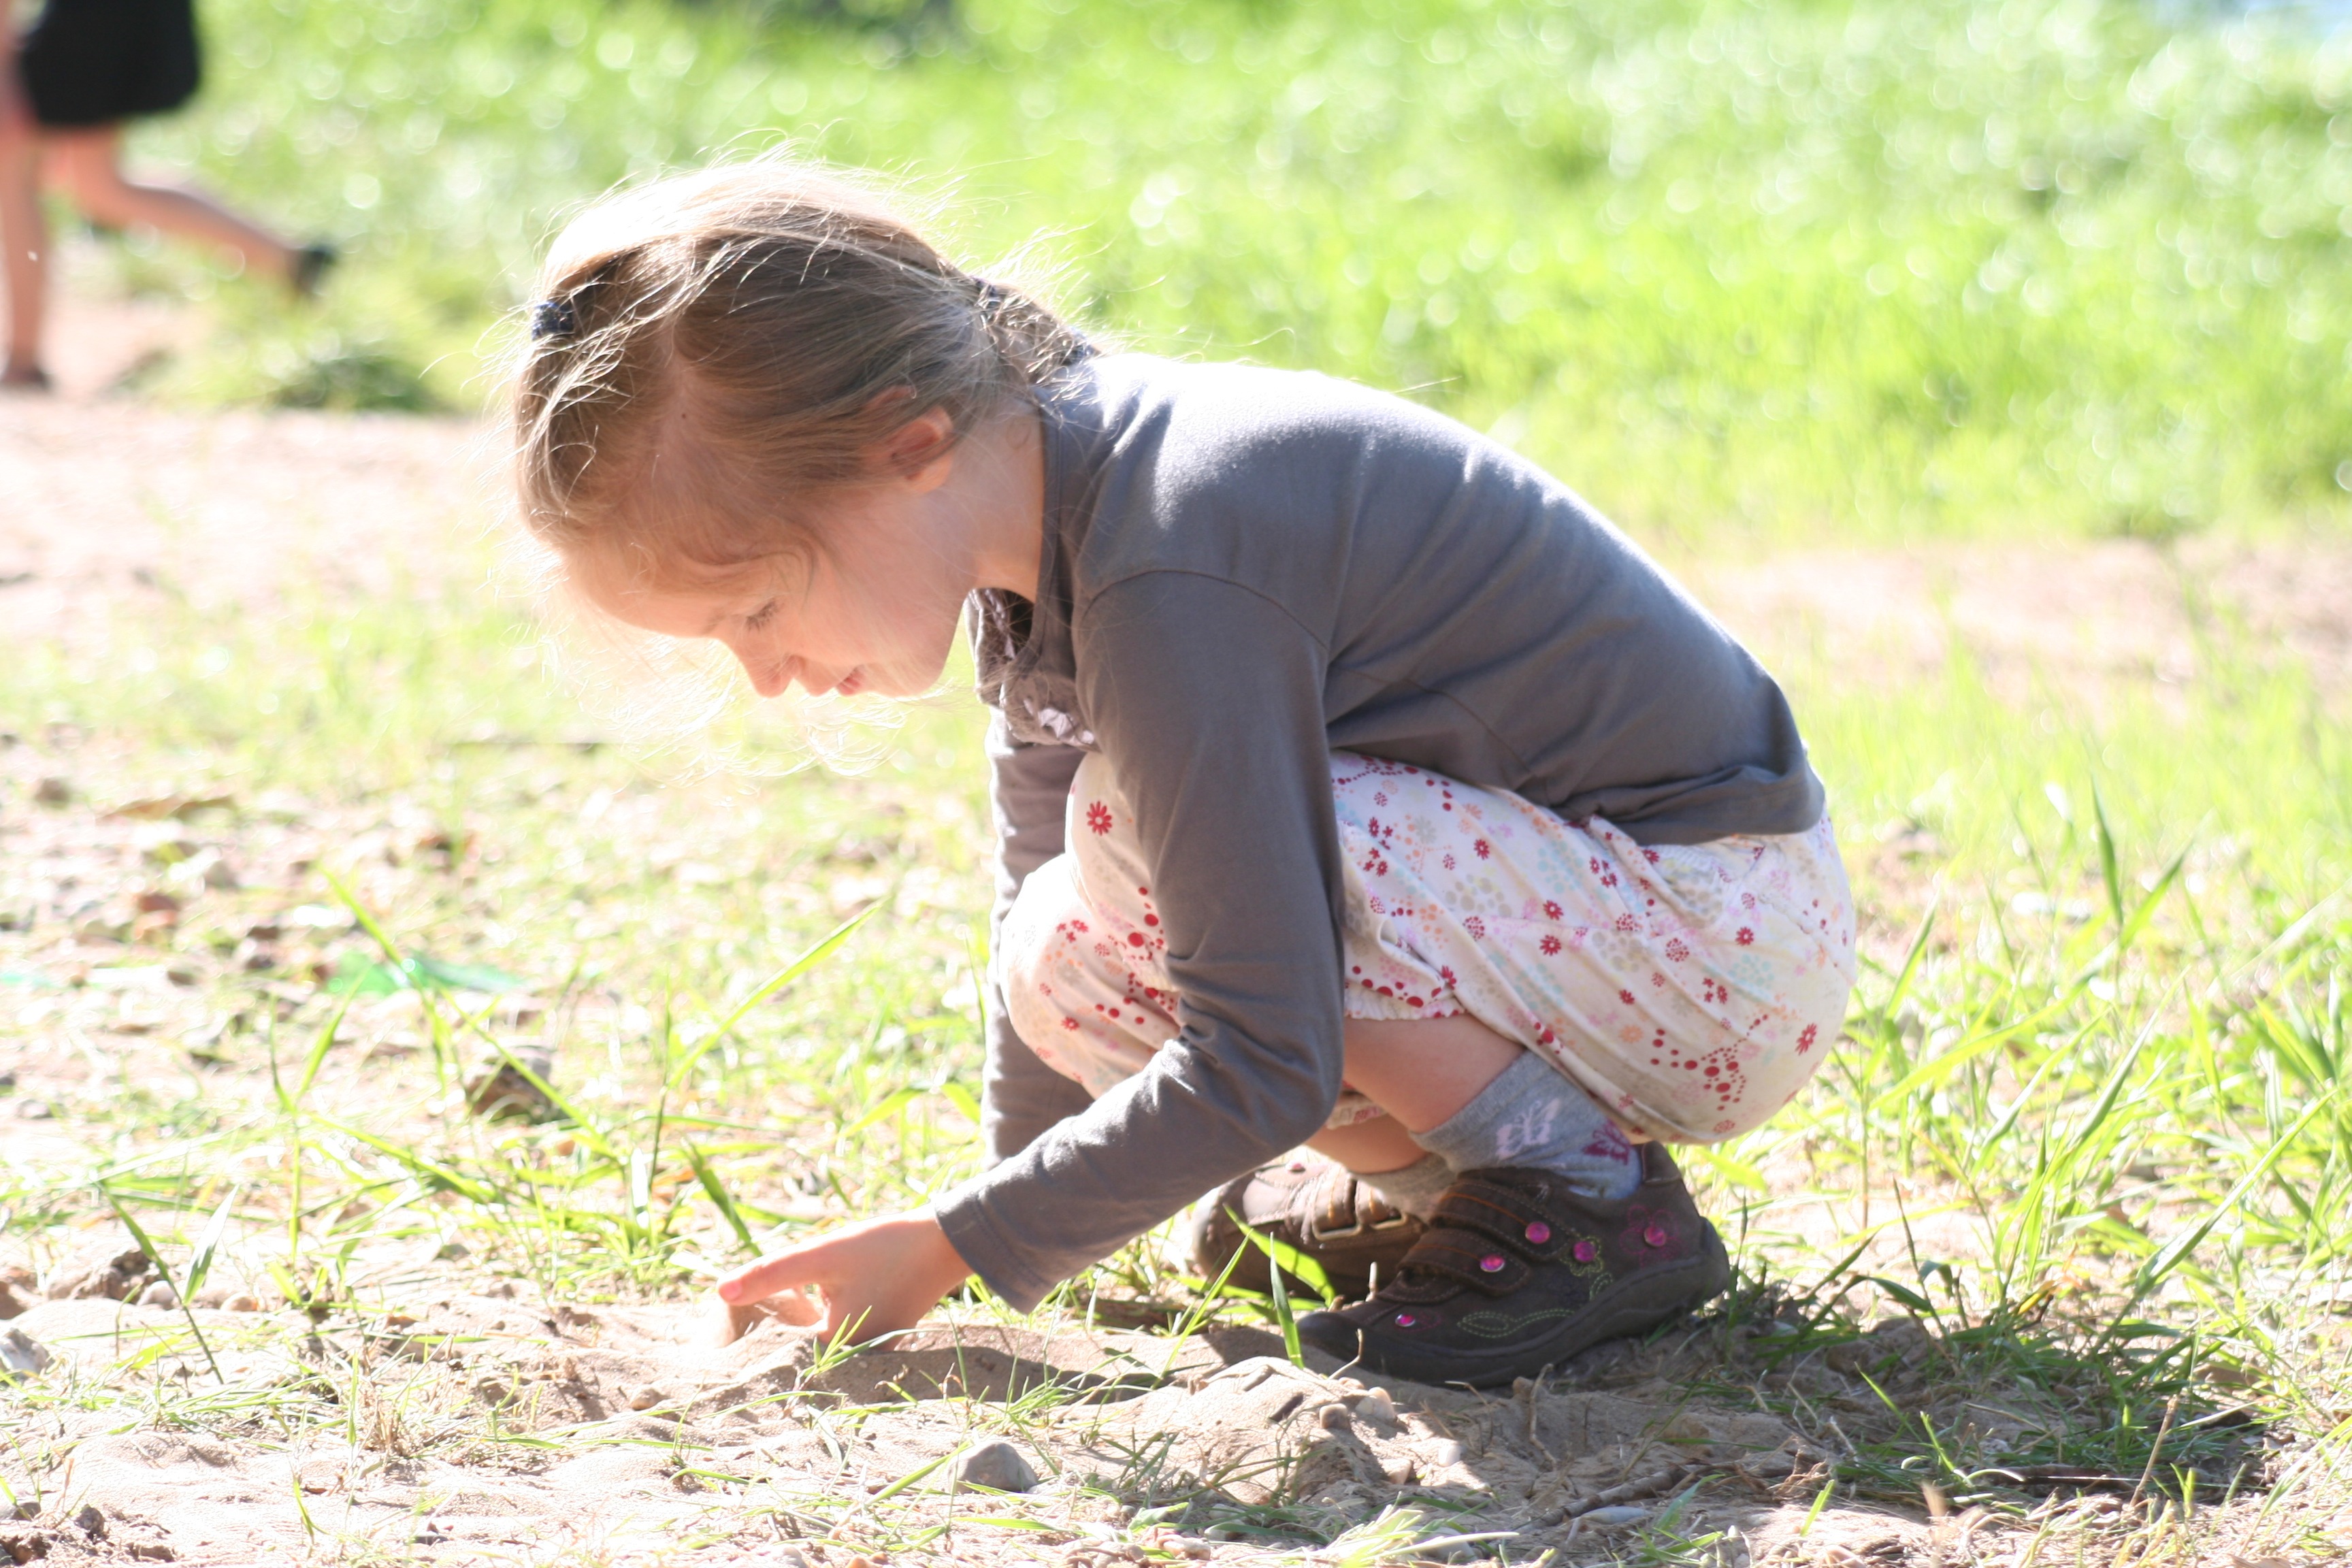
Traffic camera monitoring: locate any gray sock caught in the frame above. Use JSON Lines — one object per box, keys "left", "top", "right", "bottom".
{"left": 1407, "top": 1050, "right": 1644, "bottom": 1200}
{"left": 1348, "top": 1152, "right": 1454, "bottom": 1220}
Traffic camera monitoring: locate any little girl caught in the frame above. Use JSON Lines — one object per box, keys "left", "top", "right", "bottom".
{"left": 510, "top": 161, "right": 1855, "bottom": 1388}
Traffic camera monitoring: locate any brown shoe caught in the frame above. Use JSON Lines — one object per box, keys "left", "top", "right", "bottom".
{"left": 1189, "top": 1155, "right": 1426, "bottom": 1303}
{"left": 1295, "top": 1145, "right": 1730, "bottom": 1387}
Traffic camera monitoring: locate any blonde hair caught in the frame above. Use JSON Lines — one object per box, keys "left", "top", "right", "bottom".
{"left": 508, "top": 158, "right": 1086, "bottom": 581}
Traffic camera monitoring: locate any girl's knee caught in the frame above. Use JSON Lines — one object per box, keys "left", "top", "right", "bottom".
{"left": 998, "top": 853, "right": 1085, "bottom": 999}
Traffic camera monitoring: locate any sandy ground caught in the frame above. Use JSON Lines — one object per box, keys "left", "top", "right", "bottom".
{"left": 0, "top": 299, "right": 2336, "bottom": 1566}
{"left": 0, "top": 1256, "right": 2097, "bottom": 1568}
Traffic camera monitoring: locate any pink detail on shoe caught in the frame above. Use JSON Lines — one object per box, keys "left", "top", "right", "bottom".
{"left": 1572, "top": 1239, "right": 1598, "bottom": 1263}
{"left": 1525, "top": 1222, "right": 1552, "bottom": 1245}
{"left": 1644, "top": 1223, "right": 1669, "bottom": 1247}
{"left": 1394, "top": 1313, "right": 1419, "bottom": 1329}
{"left": 1480, "top": 1254, "right": 1507, "bottom": 1273}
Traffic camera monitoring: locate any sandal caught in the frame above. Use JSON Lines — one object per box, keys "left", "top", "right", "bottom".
{"left": 1296, "top": 1144, "right": 1731, "bottom": 1387}
{"left": 1189, "top": 1154, "right": 1425, "bottom": 1303}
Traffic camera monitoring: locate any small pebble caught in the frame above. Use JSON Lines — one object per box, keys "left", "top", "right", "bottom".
{"left": 0, "top": 1328, "right": 51, "bottom": 1377}
{"left": 1428, "top": 1439, "right": 1466, "bottom": 1467}
{"left": 1353, "top": 1386, "right": 1398, "bottom": 1425}
{"left": 1382, "top": 1455, "right": 1417, "bottom": 1485}
{"left": 1578, "top": 1505, "right": 1654, "bottom": 1531}
{"left": 137, "top": 1281, "right": 180, "bottom": 1310}
{"left": 627, "top": 1386, "right": 662, "bottom": 1411}
{"left": 13, "top": 1100, "right": 51, "bottom": 1121}
{"left": 223, "top": 1294, "right": 261, "bottom": 1313}
{"left": 1317, "top": 1402, "right": 1354, "bottom": 1433}
{"left": 948, "top": 1437, "right": 1037, "bottom": 1493}
{"left": 72, "top": 1505, "right": 105, "bottom": 1539}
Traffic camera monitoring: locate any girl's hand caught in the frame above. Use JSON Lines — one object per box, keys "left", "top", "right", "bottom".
{"left": 715, "top": 1209, "right": 972, "bottom": 1347}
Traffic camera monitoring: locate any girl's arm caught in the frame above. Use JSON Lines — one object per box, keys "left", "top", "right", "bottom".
{"left": 977, "top": 715, "right": 1091, "bottom": 1161}
{"left": 720, "top": 574, "right": 1350, "bottom": 1333}
{"left": 712, "top": 720, "right": 1087, "bottom": 1345}
{"left": 932, "top": 570, "right": 1352, "bottom": 1310}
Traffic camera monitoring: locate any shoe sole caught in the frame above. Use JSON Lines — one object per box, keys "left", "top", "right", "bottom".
{"left": 1310, "top": 1220, "right": 1733, "bottom": 1389}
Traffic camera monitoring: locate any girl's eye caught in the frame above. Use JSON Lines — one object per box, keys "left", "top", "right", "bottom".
{"left": 744, "top": 600, "right": 779, "bottom": 632}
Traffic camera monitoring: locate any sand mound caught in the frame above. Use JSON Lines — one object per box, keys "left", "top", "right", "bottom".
{"left": 0, "top": 1286, "right": 1904, "bottom": 1565}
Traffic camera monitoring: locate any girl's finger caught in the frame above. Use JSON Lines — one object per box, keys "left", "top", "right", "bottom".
{"left": 716, "top": 1246, "right": 827, "bottom": 1304}
{"left": 708, "top": 1286, "right": 822, "bottom": 1347}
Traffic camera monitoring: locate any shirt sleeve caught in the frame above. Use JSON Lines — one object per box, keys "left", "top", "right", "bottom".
{"left": 978, "top": 711, "right": 1093, "bottom": 1163}
{"left": 934, "top": 572, "right": 1348, "bottom": 1311}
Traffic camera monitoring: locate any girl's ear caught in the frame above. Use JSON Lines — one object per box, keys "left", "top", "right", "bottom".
{"left": 868, "top": 394, "right": 958, "bottom": 491}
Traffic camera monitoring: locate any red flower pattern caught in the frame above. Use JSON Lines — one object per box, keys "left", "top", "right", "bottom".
{"left": 1015, "top": 762, "right": 1850, "bottom": 1158}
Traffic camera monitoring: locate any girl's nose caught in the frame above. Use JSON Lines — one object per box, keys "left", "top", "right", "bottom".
{"left": 732, "top": 647, "right": 795, "bottom": 699}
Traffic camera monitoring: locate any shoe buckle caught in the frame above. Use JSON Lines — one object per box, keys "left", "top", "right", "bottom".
{"left": 1307, "top": 1215, "right": 1366, "bottom": 1242}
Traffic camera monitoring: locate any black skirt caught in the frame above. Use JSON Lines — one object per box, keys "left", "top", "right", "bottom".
{"left": 18, "top": 0, "right": 202, "bottom": 129}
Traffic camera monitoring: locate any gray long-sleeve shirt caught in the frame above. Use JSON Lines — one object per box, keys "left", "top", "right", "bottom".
{"left": 933, "top": 353, "right": 1823, "bottom": 1311}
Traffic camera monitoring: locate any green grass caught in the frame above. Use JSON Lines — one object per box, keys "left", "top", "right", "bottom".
{"left": 87, "top": 0, "right": 2352, "bottom": 541}
{"left": 1, "top": 540, "right": 2345, "bottom": 1561}
{"left": 7, "top": 0, "right": 2352, "bottom": 1556}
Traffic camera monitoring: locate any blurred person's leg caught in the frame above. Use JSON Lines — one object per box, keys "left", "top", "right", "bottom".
{"left": 0, "top": 97, "right": 45, "bottom": 383}
{"left": 45, "top": 125, "right": 298, "bottom": 282}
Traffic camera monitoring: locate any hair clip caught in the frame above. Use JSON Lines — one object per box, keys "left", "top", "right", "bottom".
{"left": 529, "top": 297, "right": 579, "bottom": 341}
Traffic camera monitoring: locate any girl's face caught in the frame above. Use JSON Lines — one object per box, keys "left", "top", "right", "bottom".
{"left": 572, "top": 466, "right": 972, "bottom": 702}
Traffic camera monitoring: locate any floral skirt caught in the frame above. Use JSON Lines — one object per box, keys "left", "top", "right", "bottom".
{"left": 998, "top": 751, "right": 1855, "bottom": 1143}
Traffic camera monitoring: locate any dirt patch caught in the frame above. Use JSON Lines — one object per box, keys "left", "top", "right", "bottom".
{"left": 0, "top": 396, "right": 502, "bottom": 645}
{"left": 1676, "top": 538, "right": 2352, "bottom": 706}
{"left": 0, "top": 1278, "right": 2030, "bottom": 1565}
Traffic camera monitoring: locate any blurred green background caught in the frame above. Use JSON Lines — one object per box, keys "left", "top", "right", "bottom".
{"left": 101, "top": 0, "right": 2352, "bottom": 541}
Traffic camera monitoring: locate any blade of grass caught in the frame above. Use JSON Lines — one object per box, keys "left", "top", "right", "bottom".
{"left": 314, "top": 1116, "right": 500, "bottom": 1205}
{"left": 1877, "top": 996, "right": 2068, "bottom": 1107}
{"left": 2129, "top": 1090, "right": 2338, "bottom": 1303}
{"left": 97, "top": 1185, "right": 223, "bottom": 1382}
{"left": 182, "top": 1185, "right": 238, "bottom": 1304}
{"left": 666, "top": 904, "right": 879, "bottom": 1094}
{"left": 2089, "top": 775, "right": 2127, "bottom": 931}
{"left": 1258, "top": 1228, "right": 1305, "bottom": 1365}
{"left": 1884, "top": 892, "right": 1942, "bottom": 1026}
{"left": 682, "top": 1143, "right": 757, "bottom": 1253}
{"left": 1226, "top": 1213, "right": 1339, "bottom": 1308}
